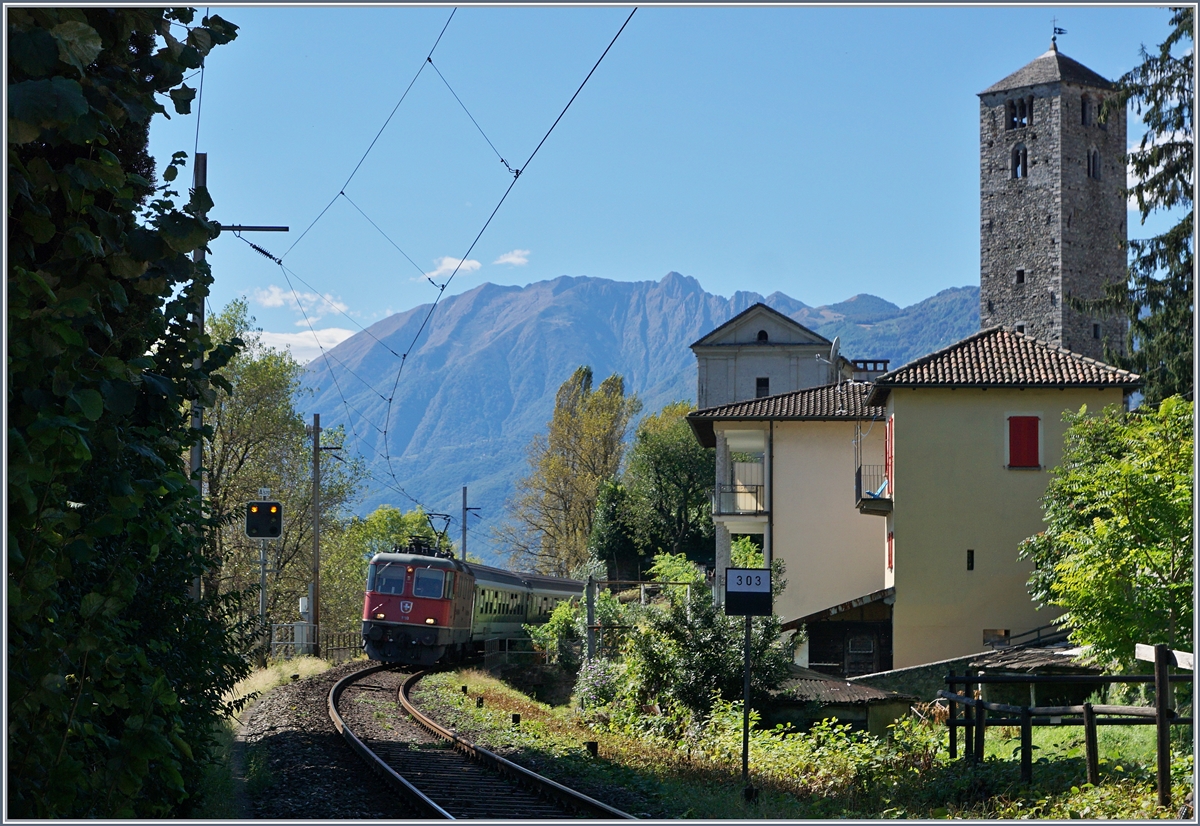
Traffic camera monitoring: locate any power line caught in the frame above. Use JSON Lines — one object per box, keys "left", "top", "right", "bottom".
{"left": 377, "top": 6, "right": 638, "bottom": 491}
{"left": 281, "top": 8, "right": 457, "bottom": 261}
{"left": 427, "top": 57, "right": 516, "bottom": 176}
{"left": 340, "top": 193, "right": 429, "bottom": 282}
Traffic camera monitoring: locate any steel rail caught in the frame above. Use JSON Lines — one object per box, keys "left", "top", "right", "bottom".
{"left": 399, "top": 670, "right": 638, "bottom": 820}
{"left": 327, "top": 664, "right": 453, "bottom": 819}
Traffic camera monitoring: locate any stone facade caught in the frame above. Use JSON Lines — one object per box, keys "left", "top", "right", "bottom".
{"left": 978, "top": 43, "right": 1127, "bottom": 361}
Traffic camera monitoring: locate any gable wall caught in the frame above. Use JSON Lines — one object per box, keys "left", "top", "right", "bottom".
{"left": 887, "top": 386, "right": 1126, "bottom": 667}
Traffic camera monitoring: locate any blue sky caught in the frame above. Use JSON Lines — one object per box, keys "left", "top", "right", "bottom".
{"left": 147, "top": 4, "right": 1179, "bottom": 361}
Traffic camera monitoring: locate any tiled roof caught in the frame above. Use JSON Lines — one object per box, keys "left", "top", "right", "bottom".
{"left": 775, "top": 665, "right": 915, "bottom": 705}
{"left": 867, "top": 327, "right": 1141, "bottom": 405}
{"left": 687, "top": 382, "right": 883, "bottom": 447}
{"left": 980, "top": 43, "right": 1113, "bottom": 95}
{"left": 969, "top": 646, "right": 1100, "bottom": 674}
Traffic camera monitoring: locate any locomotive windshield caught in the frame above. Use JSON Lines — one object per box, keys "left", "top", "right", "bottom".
{"left": 369, "top": 562, "right": 407, "bottom": 595}
{"left": 412, "top": 568, "right": 445, "bottom": 598}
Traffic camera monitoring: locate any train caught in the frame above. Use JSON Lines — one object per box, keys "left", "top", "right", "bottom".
{"left": 361, "top": 539, "right": 583, "bottom": 665}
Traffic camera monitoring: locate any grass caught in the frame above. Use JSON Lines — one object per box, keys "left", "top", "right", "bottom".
{"left": 189, "top": 655, "right": 342, "bottom": 817}
{"left": 413, "top": 668, "right": 1195, "bottom": 819}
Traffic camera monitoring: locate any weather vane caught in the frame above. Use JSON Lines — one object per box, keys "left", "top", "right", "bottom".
{"left": 1052, "top": 17, "right": 1067, "bottom": 43}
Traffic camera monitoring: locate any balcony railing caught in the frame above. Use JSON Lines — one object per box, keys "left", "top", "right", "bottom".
{"left": 855, "top": 464, "right": 892, "bottom": 515}
{"left": 712, "top": 484, "right": 766, "bottom": 516}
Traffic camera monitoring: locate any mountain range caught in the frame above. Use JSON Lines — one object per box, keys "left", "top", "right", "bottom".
{"left": 303, "top": 273, "right": 979, "bottom": 564}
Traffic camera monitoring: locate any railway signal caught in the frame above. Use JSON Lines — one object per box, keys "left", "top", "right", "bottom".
{"left": 246, "top": 501, "right": 283, "bottom": 538}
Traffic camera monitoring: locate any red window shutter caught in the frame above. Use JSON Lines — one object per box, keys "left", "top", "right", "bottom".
{"left": 1008, "top": 416, "right": 1039, "bottom": 467}
{"left": 886, "top": 531, "right": 894, "bottom": 571}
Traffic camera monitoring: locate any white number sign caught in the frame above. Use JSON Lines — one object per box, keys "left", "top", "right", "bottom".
{"left": 726, "top": 569, "right": 770, "bottom": 592}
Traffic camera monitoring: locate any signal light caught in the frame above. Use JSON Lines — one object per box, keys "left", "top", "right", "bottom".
{"left": 245, "top": 501, "right": 283, "bottom": 538}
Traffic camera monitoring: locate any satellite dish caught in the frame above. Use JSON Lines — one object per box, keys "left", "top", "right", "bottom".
{"left": 829, "top": 336, "right": 841, "bottom": 385}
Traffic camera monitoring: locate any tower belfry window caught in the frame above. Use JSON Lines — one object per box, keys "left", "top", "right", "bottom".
{"left": 1012, "top": 144, "right": 1028, "bottom": 178}
{"left": 1081, "top": 94, "right": 1090, "bottom": 126}
{"left": 1087, "top": 149, "right": 1101, "bottom": 179}
{"left": 756, "top": 329, "right": 769, "bottom": 342}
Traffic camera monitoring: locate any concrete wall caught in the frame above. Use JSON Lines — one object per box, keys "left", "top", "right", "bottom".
{"left": 697, "top": 346, "right": 833, "bottom": 409}
{"left": 888, "top": 386, "right": 1126, "bottom": 668}
{"left": 758, "top": 419, "right": 887, "bottom": 624}
{"left": 850, "top": 653, "right": 984, "bottom": 701}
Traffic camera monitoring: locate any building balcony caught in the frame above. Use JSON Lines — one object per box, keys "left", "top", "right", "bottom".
{"left": 712, "top": 484, "right": 767, "bottom": 516}
{"left": 856, "top": 464, "right": 892, "bottom": 515}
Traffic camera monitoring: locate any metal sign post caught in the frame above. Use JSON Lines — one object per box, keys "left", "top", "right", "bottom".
{"left": 725, "top": 567, "right": 771, "bottom": 802}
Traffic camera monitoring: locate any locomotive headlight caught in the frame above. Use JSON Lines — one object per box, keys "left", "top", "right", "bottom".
{"left": 425, "top": 617, "right": 436, "bottom": 625}
{"left": 374, "top": 612, "right": 386, "bottom": 620}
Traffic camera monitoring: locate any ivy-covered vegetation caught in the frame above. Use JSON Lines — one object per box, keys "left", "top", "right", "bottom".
{"left": 7, "top": 7, "right": 253, "bottom": 817}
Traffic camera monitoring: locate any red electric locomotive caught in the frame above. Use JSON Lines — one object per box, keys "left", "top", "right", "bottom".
{"left": 361, "top": 539, "right": 582, "bottom": 665}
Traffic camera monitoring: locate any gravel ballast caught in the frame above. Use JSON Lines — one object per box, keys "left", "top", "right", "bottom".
{"left": 238, "top": 660, "right": 420, "bottom": 819}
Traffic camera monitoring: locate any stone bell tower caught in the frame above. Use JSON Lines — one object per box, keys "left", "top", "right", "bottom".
{"left": 978, "top": 39, "right": 1127, "bottom": 361}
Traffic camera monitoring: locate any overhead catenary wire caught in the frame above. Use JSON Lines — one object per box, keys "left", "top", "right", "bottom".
{"left": 281, "top": 8, "right": 457, "bottom": 261}
{"left": 427, "top": 57, "right": 516, "bottom": 175}
{"left": 340, "top": 193, "right": 430, "bottom": 282}
{"left": 373, "top": 6, "right": 638, "bottom": 500}
{"left": 233, "top": 7, "right": 637, "bottom": 519}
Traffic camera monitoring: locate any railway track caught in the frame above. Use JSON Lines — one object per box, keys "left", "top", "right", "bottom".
{"left": 328, "top": 663, "right": 636, "bottom": 819}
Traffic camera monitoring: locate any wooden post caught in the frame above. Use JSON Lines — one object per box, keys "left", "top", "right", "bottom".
{"left": 947, "top": 672, "right": 957, "bottom": 760}
{"left": 1020, "top": 706, "right": 1033, "bottom": 783}
{"left": 964, "top": 697, "right": 974, "bottom": 758}
{"left": 1082, "top": 702, "right": 1099, "bottom": 786}
{"left": 585, "top": 576, "right": 596, "bottom": 660}
{"left": 1154, "top": 644, "right": 1172, "bottom": 808}
{"left": 973, "top": 702, "right": 986, "bottom": 763}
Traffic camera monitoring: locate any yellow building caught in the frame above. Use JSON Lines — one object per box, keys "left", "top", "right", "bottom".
{"left": 688, "top": 381, "right": 892, "bottom": 676}
{"left": 862, "top": 328, "right": 1141, "bottom": 668}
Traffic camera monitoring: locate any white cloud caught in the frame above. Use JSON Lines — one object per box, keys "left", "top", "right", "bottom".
{"left": 260, "top": 328, "right": 355, "bottom": 364}
{"left": 252, "top": 284, "right": 349, "bottom": 322}
{"left": 419, "top": 256, "right": 482, "bottom": 283}
{"left": 493, "top": 249, "right": 530, "bottom": 266}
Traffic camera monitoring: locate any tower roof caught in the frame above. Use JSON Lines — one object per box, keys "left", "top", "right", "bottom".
{"left": 980, "top": 41, "right": 1114, "bottom": 95}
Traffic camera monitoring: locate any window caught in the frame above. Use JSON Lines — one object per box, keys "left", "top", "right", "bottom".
{"left": 1008, "top": 416, "right": 1040, "bottom": 468}
{"left": 1081, "top": 93, "right": 1090, "bottom": 126}
{"left": 1015, "top": 323, "right": 1025, "bottom": 333}
{"left": 412, "top": 567, "right": 445, "bottom": 598}
{"left": 1015, "top": 268, "right": 1025, "bottom": 284}
{"left": 370, "top": 563, "right": 407, "bottom": 595}
{"left": 1087, "top": 149, "right": 1101, "bottom": 180}
{"left": 755, "top": 377, "right": 770, "bottom": 398}
{"left": 1093, "top": 323, "right": 1101, "bottom": 339}
{"left": 756, "top": 329, "right": 769, "bottom": 342}
{"left": 1012, "top": 143, "right": 1028, "bottom": 178}
{"left": 967, "top": 549, "right": 975, "bottom": 571}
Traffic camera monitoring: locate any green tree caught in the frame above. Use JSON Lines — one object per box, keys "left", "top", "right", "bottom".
{"left": 624, "top": 401, "right": 715, "bottom": 562}
{"left": 322, "top": 505, "right": 455, "bottom": 633}
{"left": 498, "top": 366, "right": 641, "bottom": 576}
{"left": 1019, "top": 397, "right": 1193, "bottom": 667}
{"left": 618, "top": 552, "right": 792, "bottom": 716}
{"left": 1095, "top": 8, "right": 1193, "bottom": 403}
{"left": 7, "top": 8, "right": 248, "bottom": 817}
{"left": 588, "top": 480, "right": 641, "bottom": 581}
{"left": 203, "top": 301, "right": 364, "bottom": 632}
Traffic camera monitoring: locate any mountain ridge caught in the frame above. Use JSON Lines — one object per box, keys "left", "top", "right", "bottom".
{"left": 302, "top": 273, "right": 979, "bottom": 563}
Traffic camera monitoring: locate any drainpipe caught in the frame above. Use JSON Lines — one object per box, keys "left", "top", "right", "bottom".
{"left": 765, "top": 422, "right": 774, "bottom": 569}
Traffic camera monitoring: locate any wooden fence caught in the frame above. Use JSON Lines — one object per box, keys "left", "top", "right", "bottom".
{"left": 940, "top": 644, "right": 1193, "bottom": 808}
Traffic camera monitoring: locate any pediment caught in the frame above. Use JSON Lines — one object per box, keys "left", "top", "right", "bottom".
{"left": 690, "top": 303, "right": 831, "bottom": 348}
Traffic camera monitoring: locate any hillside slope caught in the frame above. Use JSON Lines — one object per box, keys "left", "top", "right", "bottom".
{"left": 302, "top": 273, "right": 978, "bottom": 563}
